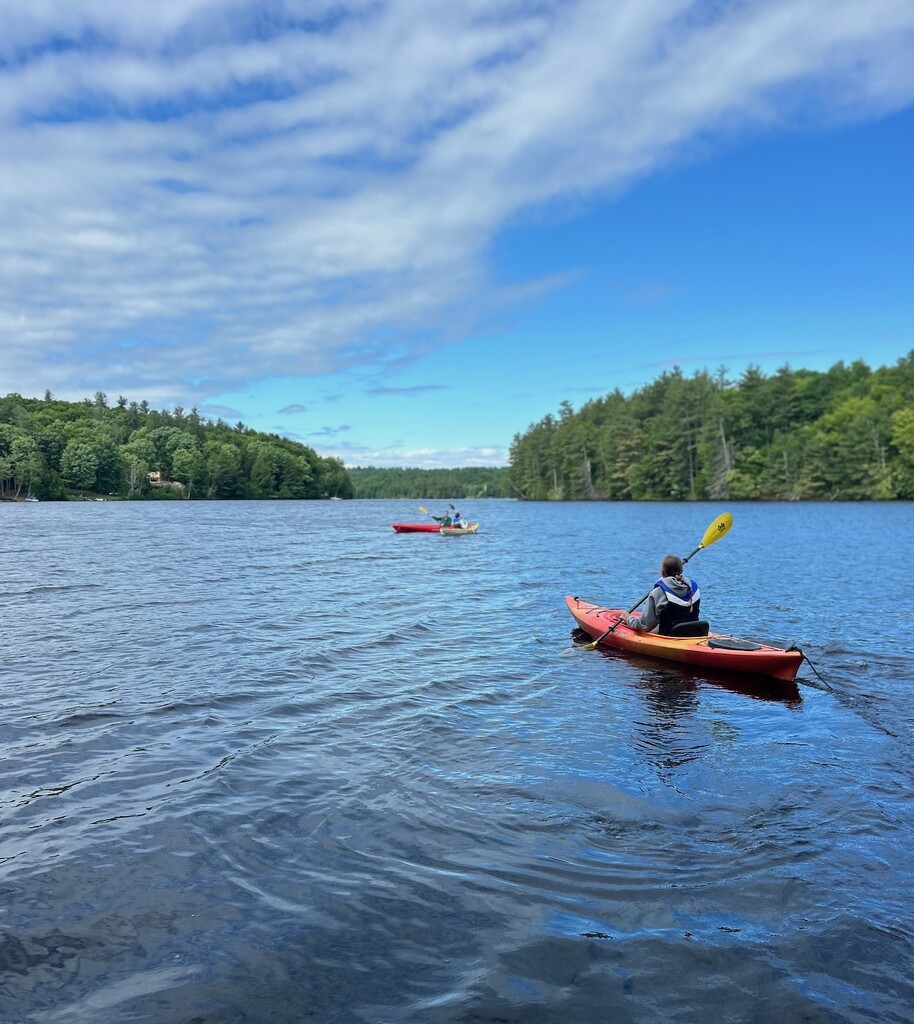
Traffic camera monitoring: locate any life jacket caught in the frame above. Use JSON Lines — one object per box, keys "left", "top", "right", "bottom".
{"left": 655, "top": 577, "right": 700, "bottom": 635}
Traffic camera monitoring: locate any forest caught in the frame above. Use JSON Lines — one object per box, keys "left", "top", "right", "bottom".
{"left": 347, "top": 466, "right": 511, "bottom": 499}
{"left": 0, "top": 392, "right": 353, "bottom": 500}
{"left": 507, "top": 351, "right": 914, "bottom": 501}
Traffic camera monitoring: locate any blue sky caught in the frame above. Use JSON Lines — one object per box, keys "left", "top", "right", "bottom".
{"left": 1, "top": 1, "right": 913, "bottom": 468}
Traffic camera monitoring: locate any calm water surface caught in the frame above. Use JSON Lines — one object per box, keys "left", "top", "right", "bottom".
{"left": 1, "top": 500, "right": 913, "bottom": 1024}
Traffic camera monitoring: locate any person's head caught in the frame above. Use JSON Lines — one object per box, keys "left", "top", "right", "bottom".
{"left": 661, "top": 554, "right": 683, "bottom": 577}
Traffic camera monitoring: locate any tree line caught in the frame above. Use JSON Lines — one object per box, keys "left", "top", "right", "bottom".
{"left": 347, "top": 466, "right": 511, "bottom": 499}
{"left": 508, "top": 351, "right": 914, "bottom": 501}
{"left": 8, "top": 350, "right": 912, "bottom": 503}
{"left": 0, "top": 392, "right": 353, "bottom": 500}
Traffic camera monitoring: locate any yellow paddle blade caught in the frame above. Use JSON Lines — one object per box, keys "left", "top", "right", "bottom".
{"left": 700, "top": 511, "right": 733, "bottom": 550}
{"left": 419, "top": 506, "right": 428, "bottom": 514}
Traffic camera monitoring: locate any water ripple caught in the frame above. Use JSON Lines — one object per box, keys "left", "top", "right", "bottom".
{"left": 1, "top": 500, "right": 913, "bottom": 1023}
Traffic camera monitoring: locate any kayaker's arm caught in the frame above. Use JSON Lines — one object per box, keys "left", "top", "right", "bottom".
{"left": 629, "top": 590, "right": 661, "bottom": 632}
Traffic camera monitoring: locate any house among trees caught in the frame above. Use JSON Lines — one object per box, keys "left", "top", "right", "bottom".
{"left": 147, "top": 470, "right": 183, "bottom": 491}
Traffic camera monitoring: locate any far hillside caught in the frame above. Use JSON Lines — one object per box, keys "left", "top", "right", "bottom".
{"left": 0, "top": 391, "right": 352, "bottom": 501}
{"left": 348, "top": 466, "right": 511, "bottom": 499}
{"left": 508, "top": 351, "right": 914, "bottom": 501}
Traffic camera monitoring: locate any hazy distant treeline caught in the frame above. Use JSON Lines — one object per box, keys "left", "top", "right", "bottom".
{"left": 508, "top": 351, "right": 914, "bottom": 501}
{"left": 0, "top": 392, "right": 352, "bottom": 500}
{"left": 347, "top": 466, "right": 511, "bottom": 499}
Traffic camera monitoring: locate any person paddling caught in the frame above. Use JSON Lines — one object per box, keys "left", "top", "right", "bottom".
{"left": 624, "top": 554, "right": 700, "bottom": 635}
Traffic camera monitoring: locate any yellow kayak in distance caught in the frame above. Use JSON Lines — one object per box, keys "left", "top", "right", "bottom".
{"left": 439, "top": 523, "right": 479, "bottom": 535}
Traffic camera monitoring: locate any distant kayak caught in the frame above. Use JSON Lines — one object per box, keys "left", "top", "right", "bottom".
{"left": 566, "top": 595, "right": 803, "bottom": 682}
{"left": 392, "top": 523, "right": 441, "bottom": 533}
{"left": 440, "top": 523, "right": 479, "bottom": 535}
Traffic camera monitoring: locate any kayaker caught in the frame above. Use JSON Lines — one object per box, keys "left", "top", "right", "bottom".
{"left": 452, "top": 511, "right": 464, "bottom": 527}
{"left": 432, "top": 510, "right": 452, "bottom": 526}
{"left": 624, "top": 554, "right": 700, "bottom": 634}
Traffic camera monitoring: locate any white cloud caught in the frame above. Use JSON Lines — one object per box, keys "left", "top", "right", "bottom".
{"left": 1, "top": 0, "right": 913, "bottom": 405}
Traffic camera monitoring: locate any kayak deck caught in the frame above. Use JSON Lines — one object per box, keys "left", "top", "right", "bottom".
{"left": 392, "top": 523, "right": 441, "bottom": 533}
{"left": 566, "top": 595, "right": 803, "bottom": 682}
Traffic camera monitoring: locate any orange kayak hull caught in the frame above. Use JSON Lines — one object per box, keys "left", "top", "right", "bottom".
{"left": 565, "top": 595, "right": 803, "bottom": 682}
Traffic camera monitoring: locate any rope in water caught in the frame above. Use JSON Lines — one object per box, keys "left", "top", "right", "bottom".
{"left": 793, "top": 648, "right": 832, "bottom": 690}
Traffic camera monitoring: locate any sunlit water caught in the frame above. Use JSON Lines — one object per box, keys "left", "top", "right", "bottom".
{"left": 2, "top": 500, "right": 913, "bottom": 1024}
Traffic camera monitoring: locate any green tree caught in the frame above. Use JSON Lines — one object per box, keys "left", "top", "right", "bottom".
{"left": 206, "top": 443, "right": 242, "bottom": 498}
{"left": 890, "top": 407, "right": 914, "bottom": 499}
{"left": 171, "top": 447, "right": 204, "bottom": 496}
{"left": 60, "top": 440, "right": 99, "bottom": 494}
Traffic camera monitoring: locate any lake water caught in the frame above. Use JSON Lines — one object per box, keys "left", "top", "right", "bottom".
{"left": 2, "top": 499, "right": 913, "bottom": 1024}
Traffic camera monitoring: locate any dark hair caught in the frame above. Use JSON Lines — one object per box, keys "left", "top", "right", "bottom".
{"left": 661, "top": 554, "right": 683, "bottom": 576}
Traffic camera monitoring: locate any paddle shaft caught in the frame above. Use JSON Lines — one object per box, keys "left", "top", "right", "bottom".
{"left": 421, "top": 504, "right": 458, "bottom": 520}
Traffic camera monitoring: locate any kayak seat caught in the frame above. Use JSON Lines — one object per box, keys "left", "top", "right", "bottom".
{"left": 707, "top": 637, "right": 762, "bottom": 651}
{"left": 667, "top": 620, "right": 710, "bottom": 638}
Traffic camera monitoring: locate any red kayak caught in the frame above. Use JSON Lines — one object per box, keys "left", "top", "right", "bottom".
{"left": 392, "top": 523, "right": 441, "bottom": 533}
{"left": 566, "top": 595, "right": 803, "bottom": 682}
